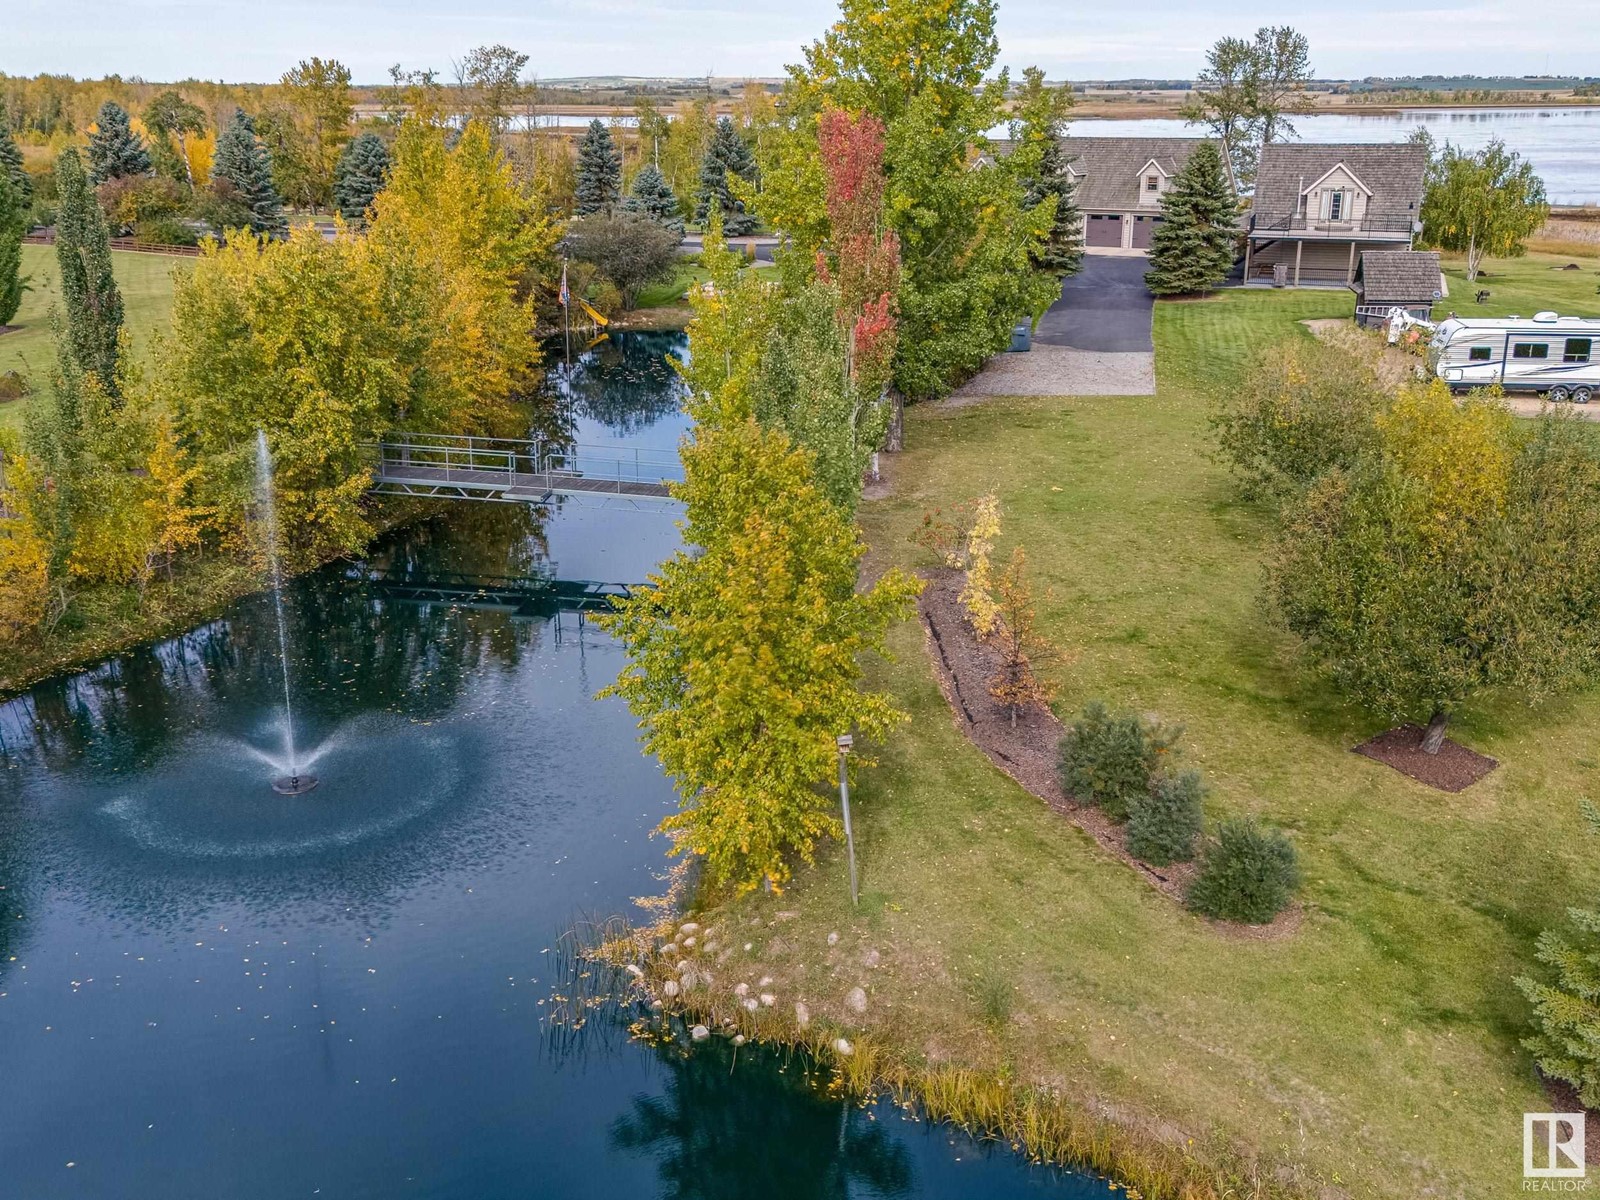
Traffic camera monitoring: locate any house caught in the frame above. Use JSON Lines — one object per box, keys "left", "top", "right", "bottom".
{"left": 1352, "top": 250, "right": 1445, "bottom": 328}
{"left": 1244, "top": 142, "right": 1429, "bottom": 286}
{"left": 1059, "top": 137, "right": 1226, "bottom": 251}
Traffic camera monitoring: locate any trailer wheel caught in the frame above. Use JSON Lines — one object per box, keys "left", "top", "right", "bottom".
{"left": 1574, "top": 386, "right": 1594, "bottom": 405}
{"left": 1549, "top": 385, "right": 1572, "bottom": 404}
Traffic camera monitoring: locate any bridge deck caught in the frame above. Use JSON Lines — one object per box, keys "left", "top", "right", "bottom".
{"left": 371, "top": 463, "right": 675, "bottom": 502}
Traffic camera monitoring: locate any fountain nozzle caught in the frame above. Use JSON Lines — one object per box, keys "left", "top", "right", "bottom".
{"left": 272, "top": 774, "right": 320, "bottom": 796}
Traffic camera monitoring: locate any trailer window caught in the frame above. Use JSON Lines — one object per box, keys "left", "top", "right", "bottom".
{"left": 1513, "top": 343, "right": 1550, "bottom": 360}
{"left": 1469, "top": 346, "right": 1493, "bottom": 362}
{"left": 1565, "top": 338, "right": 1593, "bottom": 363}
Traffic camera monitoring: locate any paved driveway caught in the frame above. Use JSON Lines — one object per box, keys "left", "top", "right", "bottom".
{"left": 1034, "top": 254, "right": 1155, "bottom": 352}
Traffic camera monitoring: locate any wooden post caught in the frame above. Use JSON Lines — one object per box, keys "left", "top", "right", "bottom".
{"left": 1294, "top": 241, "right": 1304, "bottom": 288}
{"left": 1243, "top": 237, "right": 1254, "bottom": 282}
{"left": 1347, "top": 240, "right": 1358, "bottom": 285}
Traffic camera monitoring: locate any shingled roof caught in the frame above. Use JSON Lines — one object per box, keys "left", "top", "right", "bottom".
{"left": 1058, "top": 136, "right": 1216, "bottom": 212}
{"left": 1355, "top": 250, "right": 1443, "bottom": 302}
{"left": 1253, "top": 142, "right": 1428, "bottom": 227}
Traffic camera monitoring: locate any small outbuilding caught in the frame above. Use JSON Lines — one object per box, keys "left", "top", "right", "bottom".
{"left": 1352, "top": 250, "right": 1445, "bottom": 328}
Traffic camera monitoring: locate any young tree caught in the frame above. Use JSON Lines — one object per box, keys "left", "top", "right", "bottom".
{"left": 574, "top": 119, "right": 622, "bottom": 215}
{"left": 210, "top": 108, "right": 287, "bottom": 238}
{"left": 0, "top": 104, "right": 35, "bottom": 206}
{"left": 599, "top": 252, "right": 920, "bottom": 894}
{"left": 277, "top": 57, "right": 355, "bottom": 209}
{"left": 988, "top": 546, "right": 1055, "bottom": 728}
{"left": 0, "top": 451, "right": 55, "bottom": 643}
{"left": 0, "top": 169, "right": 29, "bottom": 326}
{"left": 142, "top": 90, "right": 207, "bottom": 191}
{"left": 696, "top": 117, "right": 759, "bottom": 235}
{"left": 1011, "top": 67, "right": 1082, "bottom": 279}
{"left": 1517, "top": 802, "right": 1600, "bottom": 1107}
{"left": 54, "top": 148, "right": 124, "bottom": 396}
{"left": 564, "top": 213, "right": 680, "bottom": 310}
{"left": 86, "top": 101, "right": 151, "bottom": 185}
{"left": 1144, "top": 141, "right": 1237, "bottom": 296}
{"left": 333, "top": 131, "right": 391, "bottom": 221}
{"left": 621, "top": 162, "right": 684, "bottom": 234}
{"left": 1421, "top": 139, "right": 1548, "bottom": 282}
{"left": 1267, "top": 397, "right": 1600, "bottom": 753}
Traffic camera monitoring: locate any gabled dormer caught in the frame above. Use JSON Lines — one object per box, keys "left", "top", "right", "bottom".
{"left": 1136, "top": 158, "right": 1170, "bottom": 207}
{"left": 1297, "top": 162, "right": 1373, "bottom": 224}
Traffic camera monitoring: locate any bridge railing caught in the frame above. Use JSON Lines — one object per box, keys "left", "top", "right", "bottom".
{"left": 541, "top": 442, "right": 685, "bottom": 487}
{"left": 369, "top": 432, "right": 684, "bottom": 489}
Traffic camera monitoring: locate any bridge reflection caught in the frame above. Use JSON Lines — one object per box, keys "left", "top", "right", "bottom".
{"left": 346, "top": 564, "right": 638, "bottom": 620}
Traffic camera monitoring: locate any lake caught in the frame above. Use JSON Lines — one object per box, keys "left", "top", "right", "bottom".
{"left": 0, "top": 332, "right": 1110, "bottom": 1199}
{"left": 1068, "top": 106, "right": 1600, "bottom": 205}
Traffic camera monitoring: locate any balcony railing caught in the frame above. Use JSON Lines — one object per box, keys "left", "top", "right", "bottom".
{"left": 1248, "top": 213, "right": 1418, "bottom": 238}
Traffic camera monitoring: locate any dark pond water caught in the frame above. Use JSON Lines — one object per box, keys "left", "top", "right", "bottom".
{"left": 0, "top": 332, "right": 1111, "bottom": 1199}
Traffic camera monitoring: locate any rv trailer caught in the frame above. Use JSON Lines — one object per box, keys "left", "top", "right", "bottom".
{"left": 1430, "top": 311, "right": 1600, "bottom": 403}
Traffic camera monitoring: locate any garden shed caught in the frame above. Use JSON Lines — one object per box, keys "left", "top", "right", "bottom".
{"left": 1352, "top": 250, "right": 1444, "bottom": 328}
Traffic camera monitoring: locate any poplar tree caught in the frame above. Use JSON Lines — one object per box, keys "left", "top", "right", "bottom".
{"left": 333, "top": 132, "right": 391, "bottom": 221}
{"left": 621, "top": 162, "right": 684, "bottom": 233}
{"left": 574, "top": 119, "right": 621, "bottom": 215}
{"left": 142, "top": 90, "right": 207, "bottom": 190}
{"left": 210, "top": 109, "right": 287, "bottom": 238}
{"left": 695, "top": 117, "right": 757, "bottom": 235}
{"left": 0, "top": 104, "right": 31, "bottom": 206}
{"left": 54, "top": 147, "right": 124, "bottom": 395}
{"left": 86, "top": 101, "right": 151, "bottom": 185}
{"left": 1144, "top": 141, "right": 1237, "bottom": 296}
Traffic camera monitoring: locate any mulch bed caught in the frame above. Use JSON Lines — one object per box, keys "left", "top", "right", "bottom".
{"left": 1540, "top": 1076, "right": 1600, "bottom": 1166}
{"left": 918, "top": 568, "right": 1298, "bottom": 940}
{"left": 1352, "top": 724, "right": 1498, "bottom": 792}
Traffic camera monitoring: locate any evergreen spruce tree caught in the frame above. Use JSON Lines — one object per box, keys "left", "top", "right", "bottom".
{"left": 621, "top": 162, "right": 684, "bottom": 234}
{"left": 0, "top": 104, "right": 31, "bottom": 207}
{"left": 695, "top": 117, "right": 758, "bottom": 236}
{"left": 53, "top": 148, "right": 124, "bottom": 395}
{"left": 574, "top": 119, "right": 622, "bottom": 216}
{"left": 1144, "top": 141, "right": 1237, "bottom": 296}
{"left": 333, "top": 131, "right": 391, "bottom": 221}
{"left": 0, "top": 169, "right": 29, "bottom": 326}
{"left": 86, "top": 101, "right": 151, "bottom": 185}
{"left": 1028, "top": 137, "right": 1083, "bottom": 278}
{"left": 210, "top": 109, "right": 287, "bottom": 238}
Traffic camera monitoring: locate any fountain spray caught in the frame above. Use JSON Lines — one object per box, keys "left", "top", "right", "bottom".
{"left": 255, "top": 431, "right": 318, "bottom": 796}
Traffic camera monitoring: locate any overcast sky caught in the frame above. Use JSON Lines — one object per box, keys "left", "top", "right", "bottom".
{"left": 4, "top": 0, "right": 1594, "bottom": 83}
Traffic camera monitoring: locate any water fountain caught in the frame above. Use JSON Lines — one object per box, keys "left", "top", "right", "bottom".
{"left": 255, "top": 430, "right": 319, "bottom": 796}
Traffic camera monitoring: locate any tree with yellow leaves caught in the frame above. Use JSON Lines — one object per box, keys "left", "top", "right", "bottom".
{"left": 600, "top": 233, "right": 920, "bottom": 894}
{"left": 988, "top": 546, "right": 1056, "bottom": 728}
{"left": 958, "top": 492, "right": 1001, "bottom": 638}
{"left": 0, "top": 449, "right": 54, "bottom": 644}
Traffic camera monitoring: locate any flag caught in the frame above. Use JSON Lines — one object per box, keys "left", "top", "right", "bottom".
{"left": 559, "top": 261, "right": 569, "bottom": 308}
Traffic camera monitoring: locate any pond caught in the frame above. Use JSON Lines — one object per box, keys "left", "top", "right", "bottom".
{"left": 1069, "top": 105, "right": 1600, "bottom": 205}
{"left": 0, "top": 331, "right": 1111, "bottom": 1199}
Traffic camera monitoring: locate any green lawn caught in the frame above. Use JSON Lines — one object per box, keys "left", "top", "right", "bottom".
{"left": 688, "top": 269, "right": 1599, "bottom": 1196}
{"left": 1440, "top": 248, "right": 1600, "bottom": 319}
{"left": 0, "top": 244, "right": 189, "bottom": 432}
{"left": 634, "top": 259, "right": 711, "bottom": 310}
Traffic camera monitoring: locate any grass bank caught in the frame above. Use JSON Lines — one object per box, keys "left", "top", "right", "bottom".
{"left": 669, "top": 262, "right": 1600, "bottom": 1197}
{"left": 0, "top": 245, "right": 191, "bottom": 432}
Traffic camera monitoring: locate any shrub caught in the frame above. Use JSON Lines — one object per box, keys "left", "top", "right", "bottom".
{"left": 95, "top": 174, "right": 186, "bottom": 236}
{"left": 564, "top": 213, "right": 680, "bottom": 310}
{"left": 133, "top": 217, "right": 198, "bottom": 247}
{"left": 1209, "top": 337, "right": 1388, "bottom": 502}
{"left": 1058, "top": 701, "right": 1181, "bottom": 821}
{"left": 0, "top": 371, "right": 27, "bottom": 403}
{"left": 1187, "top": 817, "right": 1301, "bottom": 924}
{"left": 1126, "top": 768, "right": 1204, "bottom": 866}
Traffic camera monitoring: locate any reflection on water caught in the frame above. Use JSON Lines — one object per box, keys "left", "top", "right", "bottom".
{"left": 0, "top": 331, "right": 1110, "bottom": 1198}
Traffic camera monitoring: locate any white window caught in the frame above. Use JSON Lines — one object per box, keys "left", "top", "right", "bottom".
{"left": 1145, "top": 175, "right": 1159, "bottom": 193}
{"left": 1329, "top": 191, "right": 1344, "bottom": 220}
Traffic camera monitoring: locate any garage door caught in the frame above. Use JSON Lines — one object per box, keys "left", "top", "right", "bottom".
{"left": 1085, "top": 213, "right": 1122, "bottom": 248}
{"left": 1130, "top": 214, "right": 1161, "bottom": 250}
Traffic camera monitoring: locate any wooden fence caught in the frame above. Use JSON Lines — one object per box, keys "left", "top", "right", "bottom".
{"left": 23, "top": 230, "right": 202, "bottom": 258}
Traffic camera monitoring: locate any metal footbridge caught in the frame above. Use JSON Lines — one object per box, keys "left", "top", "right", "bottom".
{"left": 364, "top": 433, "right": 683, "bottom": 508}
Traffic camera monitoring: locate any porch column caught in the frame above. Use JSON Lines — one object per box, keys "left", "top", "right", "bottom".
{"left": 1243, "top": 237, "right": 1253, "bottom": 282}
{"left": 1294, "top": 241, "right": 1303, "bottom": 287}
{"left": 1347, "top": 241, "right": 1357, "bottom": 285}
